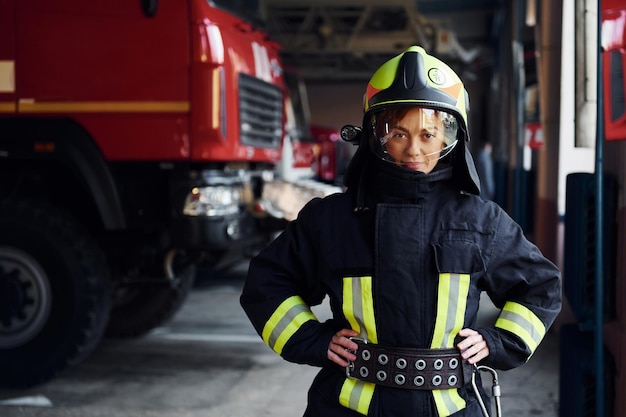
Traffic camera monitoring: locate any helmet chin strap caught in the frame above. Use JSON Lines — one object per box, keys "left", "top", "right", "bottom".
{"left": 381, "top": 140, "right": 458, "bottom": 167}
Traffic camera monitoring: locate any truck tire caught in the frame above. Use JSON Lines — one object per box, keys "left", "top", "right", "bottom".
{"left": 105, "top": 265, "right": 195, "bottom": 338}
{"left": 0, "top": 199, "right": 110, "bottom": 388}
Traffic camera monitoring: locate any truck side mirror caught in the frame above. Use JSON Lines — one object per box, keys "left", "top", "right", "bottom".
{"left": 142, "top": 0, "right": 158, "bottom": 17}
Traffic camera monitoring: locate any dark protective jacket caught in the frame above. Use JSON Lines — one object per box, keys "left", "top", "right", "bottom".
{"left": 240, "top": 162, "right": 562, "bottom": 417}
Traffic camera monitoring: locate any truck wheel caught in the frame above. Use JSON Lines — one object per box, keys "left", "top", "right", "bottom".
{"left": 105, "top": 265, "right": 195, "bottom": 338}
{"left": 0, "top": 199, "right": 110, "bottom": 388}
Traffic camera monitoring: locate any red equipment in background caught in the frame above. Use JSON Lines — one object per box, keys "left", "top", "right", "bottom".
{"left": 311, "top": 125, "right": 342, "bottom": 183}
{"left": 602, "top": 0, "right": 626, "bottom": 141}
{"left": 312, "top": 124, "right": 355, "bottom": 185}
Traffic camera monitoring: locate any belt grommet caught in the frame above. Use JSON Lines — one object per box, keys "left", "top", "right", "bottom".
{"left": 394, "top": 374, "right": 406, "bottom": 385}
{"left": 376, "top": 370, "right": 387, "bottom": 381}
{"left": 448, "top": 374, "right": 458, "bottom": 386}
{"left": 432, "top": 374, "right": 442, "bottom": 386}
{"left": 448, "top": 357, "right": 459, "bottom": 369}
{"left": 378, "top": 354, "right": 389, "bottom": 365}
{"left": 434, "top": 358, "right": 444, "bottom": 370}
{"left": 359, "top": 366, "right": 369, "bottom": 378}
{"left": 361, "top": 349, "right": 371, "bottom": 361}
{"left": 414, "top": 375, "right": 425, "bottom": 386}
{"left": 415, "top": 359, "right": 426, "bottom": 370}
{"left": 396, "top": 358, "right": 407, "bottom": 369}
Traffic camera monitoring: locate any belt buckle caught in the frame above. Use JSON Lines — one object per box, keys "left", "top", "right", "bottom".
{"left": 345, "top": 337, "right": 367, "bottom": 378}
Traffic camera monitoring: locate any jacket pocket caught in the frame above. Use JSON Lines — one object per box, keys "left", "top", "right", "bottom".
{"left": 432, "top": 239, "right": 486, "bottom": 275}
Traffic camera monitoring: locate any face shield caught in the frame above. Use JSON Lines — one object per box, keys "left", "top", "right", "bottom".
{"left": 371, "top": 107, "right": 459, "bottom": 173}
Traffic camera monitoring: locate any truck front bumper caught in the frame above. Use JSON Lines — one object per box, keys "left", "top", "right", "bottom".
{"left": 171, "top": 210, "right": 261, "bottom": 249}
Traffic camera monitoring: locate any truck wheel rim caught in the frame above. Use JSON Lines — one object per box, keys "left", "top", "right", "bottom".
{"left": 0, "top": 246, "right": 52, "bottom": 348}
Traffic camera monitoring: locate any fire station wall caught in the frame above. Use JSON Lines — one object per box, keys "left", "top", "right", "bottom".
{"left": 306, "top": 82, "right": 363, "bottom": 130}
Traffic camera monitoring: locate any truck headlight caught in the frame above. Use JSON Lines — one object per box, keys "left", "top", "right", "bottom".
{"left": 182, "top": 186, "right": 244, "bottom": 217}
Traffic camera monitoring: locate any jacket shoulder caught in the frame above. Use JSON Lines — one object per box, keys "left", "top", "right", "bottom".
{"left": 299, "top": 192, "right": 352, "bottom": 217}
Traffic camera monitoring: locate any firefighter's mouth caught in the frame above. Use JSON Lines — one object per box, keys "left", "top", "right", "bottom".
{"left": 400, "top": 160, "right": 427, "bottom": 170}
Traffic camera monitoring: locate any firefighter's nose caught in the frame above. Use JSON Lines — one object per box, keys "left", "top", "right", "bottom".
{"left": 405, "top": 138, "right": 422, "bottom": 156}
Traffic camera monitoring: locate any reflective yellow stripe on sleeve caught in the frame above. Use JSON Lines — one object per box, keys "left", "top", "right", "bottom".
{"left": 495, "top": 301, "right": 546, "bottom": 356}
{"left": 339, "top": 377, "right": 375, "bottom": 415}
{"left": 430, "top": 273, "right": 471, "bottom": 417}
{"left": 261, "top": 295, "right": 317, "bottom": 355}
{"left": 339, "top": 276, "right": 378, "bottom": 415}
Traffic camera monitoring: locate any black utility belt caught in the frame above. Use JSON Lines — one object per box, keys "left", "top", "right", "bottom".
{"left": 346, "top": 339, "right": 472, "bottom": 390}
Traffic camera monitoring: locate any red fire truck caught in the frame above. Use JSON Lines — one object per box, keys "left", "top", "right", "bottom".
{"left": 0, "top": 0, "right": 286, "bottom": 387}
{"left": 602, "top": 0, "right": 626, "bottom": 141}
{"left": 277, "top": 68, "right": 353, "bottom": 186}
{"left": 262, "top": 68, "right": 344, "bottom": 223}
{"left": 276, "top": 68, "right": 319, "bottom": 182}
{"left": 311, "top": 124, "right": 355, "bottom": 185}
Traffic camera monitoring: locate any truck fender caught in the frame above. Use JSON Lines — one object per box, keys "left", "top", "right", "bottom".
{"left": 0, "top": 118, "right": 126, "bottom": 229}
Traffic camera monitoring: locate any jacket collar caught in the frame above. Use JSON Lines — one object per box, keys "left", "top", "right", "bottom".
{"left": 366, "top": 158, "right": 453, "bottom": 206}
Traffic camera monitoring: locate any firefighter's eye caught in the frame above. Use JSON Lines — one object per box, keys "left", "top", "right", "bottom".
{"left": 388, "top": 130, "right": 408, "bottom": 141}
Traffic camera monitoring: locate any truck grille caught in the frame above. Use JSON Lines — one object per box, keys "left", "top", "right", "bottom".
{"left": 239, "top": 73, "right": 283, "bottom": 149}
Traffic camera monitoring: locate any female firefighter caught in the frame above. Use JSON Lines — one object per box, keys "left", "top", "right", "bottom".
{"left": 240, "top": 45, "right": 562, "bottom": 417}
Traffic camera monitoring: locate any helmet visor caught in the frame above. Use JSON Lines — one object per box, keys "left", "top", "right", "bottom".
{"left": 372, "top": 107, "right": 459, "bottom": 172}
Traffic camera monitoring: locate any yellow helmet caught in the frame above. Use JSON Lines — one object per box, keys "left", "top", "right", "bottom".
{"left": 364, "top": 45, "right": 469, "bottom": 140}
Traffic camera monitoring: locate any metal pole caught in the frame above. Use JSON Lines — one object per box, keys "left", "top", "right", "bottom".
{"left": 594, "top": 0, "right": 605, "bottom": 416}
{"left": 513, "top": 0, "right": 526, "bottom": 229}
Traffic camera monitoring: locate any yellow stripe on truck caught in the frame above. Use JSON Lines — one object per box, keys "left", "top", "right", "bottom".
{"left": 15, "top": 100, "right": 190, "bottom": 113}
{"left": 0, "top": 102, "right": 17, "bottom": 112}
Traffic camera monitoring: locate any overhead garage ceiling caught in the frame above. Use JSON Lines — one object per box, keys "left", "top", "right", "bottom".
{"left": 259, "top": 0, "right": 503, "bottom": 81}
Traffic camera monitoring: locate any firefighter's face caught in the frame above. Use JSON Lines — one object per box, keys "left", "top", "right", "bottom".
{"left": 378, "top": 107, "right": 447, "bottom": 173}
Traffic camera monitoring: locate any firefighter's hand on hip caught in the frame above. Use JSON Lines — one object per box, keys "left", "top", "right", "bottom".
{"left": 327, "top": 328, "right": 490, "bottom": 367}
{"left": 328, "top": 329, "right": 359, "bottom": 367}
{"left": 456, "top": 328, "right": 490, "bottom": 364}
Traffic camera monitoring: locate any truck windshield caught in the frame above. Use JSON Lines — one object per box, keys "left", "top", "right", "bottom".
{"left": 285, "top": 70, "right": 315, "bottom": 144}
{"left": 211, "top": 0, "right": 263, "bottom": 26}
